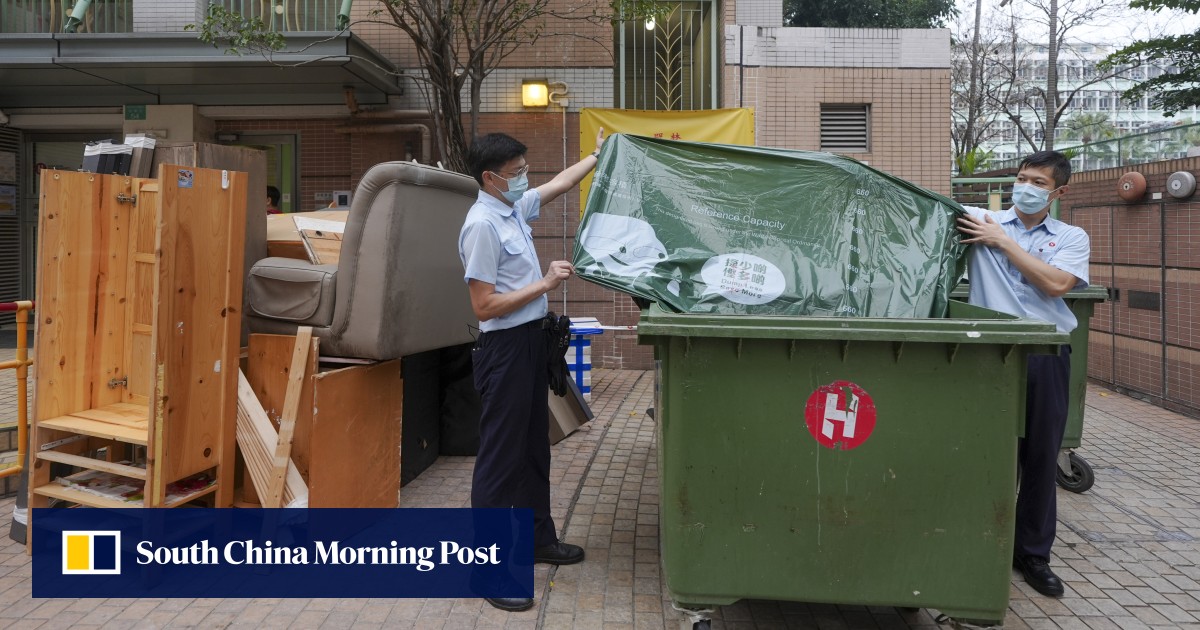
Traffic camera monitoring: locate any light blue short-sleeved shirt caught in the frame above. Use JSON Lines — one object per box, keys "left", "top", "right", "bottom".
{"left": 458, "top": 189, "right": 546, "bottom": 332}
{"left": 963, "top": 206, "right": 1090, "bottom": 334}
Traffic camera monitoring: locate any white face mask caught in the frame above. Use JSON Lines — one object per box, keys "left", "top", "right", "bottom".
{"left": 490, "top": 171, "right": 529, "bottom": 203}
{"left": 1012, "top": 182, "right": 1058, "bottom": 215}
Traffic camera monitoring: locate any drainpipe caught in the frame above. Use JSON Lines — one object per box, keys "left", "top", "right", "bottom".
{"left": 63, "top": 0, "right": 94, "bottom": 33}
{"left": 338, "top": 0, "right": 354, "bottom": 30}
{"left": 335, "top": 123, "right": 432, "bottom": 164}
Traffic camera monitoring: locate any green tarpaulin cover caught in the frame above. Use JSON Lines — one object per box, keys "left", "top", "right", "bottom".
{"left": 573, "top": 134, "right": 968, "bottom": 318}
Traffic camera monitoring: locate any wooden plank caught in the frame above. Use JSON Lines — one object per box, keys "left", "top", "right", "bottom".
{"left": 310, "top": 360, "right": 403, "bottom": 508}
{"left": 299, "top": 229, "right": 342, "bottom": 265}
{"left": 36, "top": 450, "right": 148, "bottom": 480}
{"left": 32, "top": 483, "right": 133, "bottom": 509}
{"left": 235, "top": 370, "right": 307, "bottom": 507}
{"left": 264, "top": 327, "right": 313, "bottom": 508}
{"left": 91, "top": 175, "right": 133, "bottom": 408}
{"left": 33, "top": 170, "right": 103, "bottom": 421}
{"left": 69, "top": 404, "right": 149, "bottom": 428}
{"left": 246, "top": 333, "right": 317, "bottom": 481}
{"left": 125, "top": 180, "right": 159, "bottom": 403}
{"left": 154, "top": 165, "right": 247, "bottom": 507}
{"left": 162, "top": 483, "right": 218, "bottom": 508}
{"left": 38, "top": 415, "right": 148, "bottom": 445}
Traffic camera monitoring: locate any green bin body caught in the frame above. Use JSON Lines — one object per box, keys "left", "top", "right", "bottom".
{"left": 1060, "top": 286, "right": 1107, "bottom": 449}
{"left": 950, "top": 284, "right": 1107, "bottom": 450}
{"left": 639, "top": 302, "right": 1066, "bottom": 625}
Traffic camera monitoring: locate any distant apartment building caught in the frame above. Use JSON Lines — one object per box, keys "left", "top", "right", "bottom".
{"left": 970, "top": 41, "right": 1200, "bottom": 166}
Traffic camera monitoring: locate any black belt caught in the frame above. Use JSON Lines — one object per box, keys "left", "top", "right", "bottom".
{"left": 480, "top": 317, "right": 545, "bottom": 337}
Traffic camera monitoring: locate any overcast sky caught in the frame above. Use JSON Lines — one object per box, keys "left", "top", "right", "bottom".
{"left": 953, "top": 0, "right": 1200, "bottom": 46}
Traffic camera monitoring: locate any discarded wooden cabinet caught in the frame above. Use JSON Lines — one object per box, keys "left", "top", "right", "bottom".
{"left": 30, "top": 166, "right": 247, "bottom": 509}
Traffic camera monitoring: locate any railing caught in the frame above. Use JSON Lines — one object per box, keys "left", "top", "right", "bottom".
{"left": 991, "top": 122, "right": 1200, "bottom": 173}
{"left": 0, "top": 301, "right": 33, "bottom": 483}
{"left": 215, "top": 0, "right": 353, "bottom": 32}
{"left": 0, "top": 0, "right": 131, "bottom": 33}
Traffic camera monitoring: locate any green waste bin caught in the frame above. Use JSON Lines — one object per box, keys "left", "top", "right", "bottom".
{"left": 951, "top": 283, "right": 1107, "bottom": 493}
{"left": 639, "top": 301, "right": 1067, "bottom": 627}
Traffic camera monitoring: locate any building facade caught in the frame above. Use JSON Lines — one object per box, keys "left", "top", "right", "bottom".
{"left": 0, "top": 0, "right": 952, "bottom": 368}
{"left": 968, "top": 41, "right": 1200, "bottom": 167}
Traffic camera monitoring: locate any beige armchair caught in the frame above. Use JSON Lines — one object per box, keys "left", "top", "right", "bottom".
{"left": 246, "top": 161, "right": 480, "bottom": 360}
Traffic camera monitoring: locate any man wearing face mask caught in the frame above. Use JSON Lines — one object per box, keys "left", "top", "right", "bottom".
{"left": 457, "top": 129, "right": 606, "bottom": 612}
{"left": 957, "top": 150, "right": 1090, "bottom": 599}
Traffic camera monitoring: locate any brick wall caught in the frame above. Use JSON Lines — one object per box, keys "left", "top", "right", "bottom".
{"left": 725, "top": 28, "right": 952, "bottom": 194}
{"left": 1062, "top": 157, "right": 1200, "bottom": 416}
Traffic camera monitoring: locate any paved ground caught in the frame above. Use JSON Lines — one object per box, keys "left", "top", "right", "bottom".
{"left": 0, "top": 336, "right": 1199, "bottom": 628}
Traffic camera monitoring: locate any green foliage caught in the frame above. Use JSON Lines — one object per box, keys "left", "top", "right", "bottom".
{"left": 784, "top": 0, "right": 956, "bottom": 28}
{"left": 954, "top": 147, "right": 993, "bottom": 176}
{"left": 184, "top": 4, "right": 286, "bottom": 56}
{"left": 1062, "top": 112, "right": 1118, "bottom": 144}
{"left": 1101, "top": 0, "right": 1200, "bottom": 116}
{"left": 611, "top": 0, "right": 673, "bottom": 23}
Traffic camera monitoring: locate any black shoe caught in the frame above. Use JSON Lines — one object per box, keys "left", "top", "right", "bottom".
{"left": 1014, "top": 555, "right": 1064, "bottom": 597}
{"left": 485, "top": 597, "right": 534, "bottom": 612}
{"left": 534, "top": 541, "right": 585, "bottom": 565}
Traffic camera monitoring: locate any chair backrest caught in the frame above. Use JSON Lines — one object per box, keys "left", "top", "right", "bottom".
{"left": 330, "top": 161, "right": 480, "bottom": 359}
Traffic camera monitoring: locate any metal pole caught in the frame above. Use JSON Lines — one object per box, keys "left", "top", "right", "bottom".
{"left": 0, "top": 301, "right": 34, "bottom": 482}
{"left": 337, "top": 0, "right": 352, "bottom": 30}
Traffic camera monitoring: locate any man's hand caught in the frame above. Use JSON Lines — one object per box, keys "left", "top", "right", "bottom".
{"left": 957, "top": 213, "right": 1012, "bottom": 250}
{"left": 543, "top": 260, "right": 575, "bottom": 291}
{"left": 595, "top": 126, "right": 606, "bottom": 153}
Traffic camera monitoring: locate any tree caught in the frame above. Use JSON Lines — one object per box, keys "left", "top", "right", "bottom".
{"left": 193, "top": 1, "right": 657, "bottom": 174}
{"left": 1011, "top": 0, "right": 1138, "bottom": 150}
{"left": 1103, "top": 0, "right": 1200, "bottom": 116}
{"left": 784, "top": 0, "right": 956, "bottom": 28}
{"left": 1061, "top": 111, "right": 1117, "bottom": 144}
{"left": 951, "top": 0, "right": 1010, "bottom": 174}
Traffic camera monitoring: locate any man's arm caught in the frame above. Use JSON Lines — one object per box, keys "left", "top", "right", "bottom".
{"left": 535, "top": 127, "right": 606, "bottom": 206}
{"left": 957, "top": 213, "right": 1082, "bottom": 298}
{"left": 467, "top": 261, "right": 574, "bottom": 322}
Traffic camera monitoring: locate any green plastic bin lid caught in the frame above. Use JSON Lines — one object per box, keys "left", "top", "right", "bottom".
{"left": 638, "top": 301, "right": 1068, "bottom": 346}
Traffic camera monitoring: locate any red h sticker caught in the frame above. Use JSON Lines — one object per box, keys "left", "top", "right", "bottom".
{"left": 804, "top": 381, "right": 877, "bottom": 450}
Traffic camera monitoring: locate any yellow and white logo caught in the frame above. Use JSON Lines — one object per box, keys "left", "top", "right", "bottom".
{"left": 62, "top": 531, "right": 121, "bottom": 575}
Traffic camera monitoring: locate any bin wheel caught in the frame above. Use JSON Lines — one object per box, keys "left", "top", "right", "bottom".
{"left": 692, "top": 621, "right": 711, "bottom": 630}
{"left": 1056, "top": 452, "right": 1094, "bottom": 493}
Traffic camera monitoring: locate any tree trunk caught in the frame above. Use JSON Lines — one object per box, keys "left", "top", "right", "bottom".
{"left": 961, "top": 0, "right": 984, "bottom": 164}
{"left": 1044, "top": 0, "right": 1059, "bottom": 151}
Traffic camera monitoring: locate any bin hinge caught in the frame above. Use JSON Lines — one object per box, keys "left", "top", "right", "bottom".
{"left": 893, "top": 341, "right": 905, "bottom": 363}
{"left": 116, "top": 193, "right": 137, "bottom": 204}
{"left": 840, "top": 340, "right": 851, "bottom": 362}
{"left": 108, "top": 376, "right": 128, "bottom": 389}
{"left": 735, "top": 338, "right": 743, "bottom": 359}
{"left": 947, "top": 343, "right": 960, "bottom": 365}
{"left": 1002, "top": 344, "right": 1017, "bottom": 365}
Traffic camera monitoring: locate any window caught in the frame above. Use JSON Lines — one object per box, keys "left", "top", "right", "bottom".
{"left": 615, "top": 0, "right": 717, "bottom": 110}
{"left": 820, "top": 105, "right": 870, "bottom": 153}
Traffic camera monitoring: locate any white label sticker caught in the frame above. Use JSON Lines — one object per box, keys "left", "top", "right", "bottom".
{"left": 699, "top": 253, "right": 786, "bottom": 305}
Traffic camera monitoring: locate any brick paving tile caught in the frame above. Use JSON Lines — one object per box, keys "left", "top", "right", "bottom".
{"left": 0, "top": 359, "right": 1198, "bottom": 629}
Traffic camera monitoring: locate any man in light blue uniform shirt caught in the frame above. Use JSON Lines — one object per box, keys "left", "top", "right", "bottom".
{"left": 958, "top": 150, "right": 1090, "bottom": 599}
{"left": 458, "top": 129, "right": 606, "bottom": 613}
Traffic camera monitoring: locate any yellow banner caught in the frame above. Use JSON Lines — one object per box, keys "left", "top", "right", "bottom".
{"left": 579, "top": 108, "right": 755, "bottom": 215}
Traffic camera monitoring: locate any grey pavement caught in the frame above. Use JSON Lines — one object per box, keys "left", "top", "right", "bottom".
{"left": 0, "top": 336, "right": 1198, "bottom": 628}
